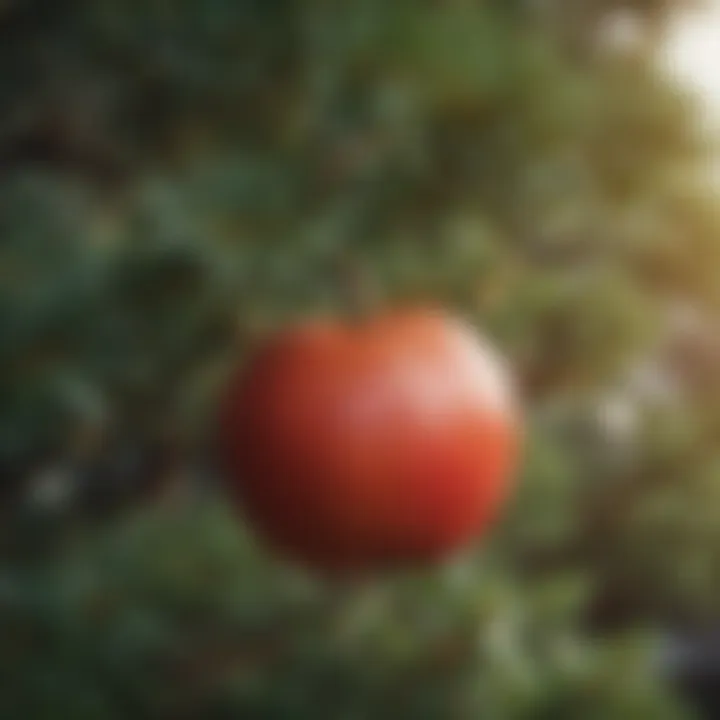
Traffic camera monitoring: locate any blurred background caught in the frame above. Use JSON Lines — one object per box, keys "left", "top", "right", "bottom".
{"left": 3, "top": 0, "right": 720, "bottom": 717}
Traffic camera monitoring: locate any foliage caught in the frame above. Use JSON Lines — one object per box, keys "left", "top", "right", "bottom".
{"left": 0, "top": 503, "right": 694, "bottom": 720}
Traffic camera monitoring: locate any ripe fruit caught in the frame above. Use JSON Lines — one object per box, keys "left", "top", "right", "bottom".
{"left": 218, "top": 309, "right": 521, "bottom": 574}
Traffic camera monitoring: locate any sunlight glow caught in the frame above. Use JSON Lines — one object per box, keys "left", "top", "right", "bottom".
{"left": 663, "top": 2, "right": 720, "bottom": 122}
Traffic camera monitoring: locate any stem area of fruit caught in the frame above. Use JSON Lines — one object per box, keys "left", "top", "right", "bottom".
{"left": 331, "top": 254, "right": 380, "bottom": 322}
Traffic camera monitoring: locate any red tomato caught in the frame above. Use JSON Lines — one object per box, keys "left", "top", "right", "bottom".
{"left": 218, "top": 309, "right": 521, "bottom": 574}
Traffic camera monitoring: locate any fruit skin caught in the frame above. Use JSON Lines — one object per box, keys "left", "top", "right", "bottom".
{"left": 218, "top": 309, "right": 521, "bottom": 574}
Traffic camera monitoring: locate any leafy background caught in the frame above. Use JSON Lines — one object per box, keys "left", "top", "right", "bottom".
{"left": 1, "top": 1, "right": 720, "bottom": 717}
